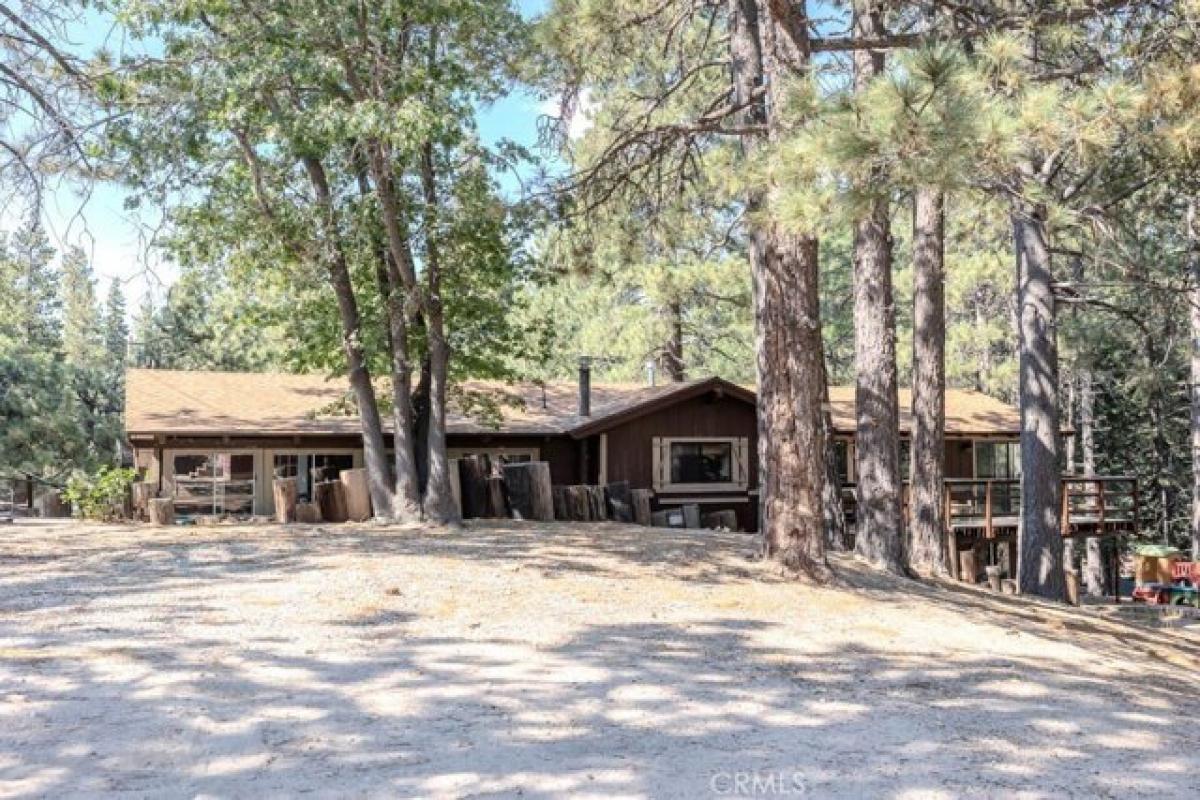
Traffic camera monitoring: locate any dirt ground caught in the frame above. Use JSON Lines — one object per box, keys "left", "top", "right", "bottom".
{"left": 1, "top": 518, "right": 1198, "bottom": 799}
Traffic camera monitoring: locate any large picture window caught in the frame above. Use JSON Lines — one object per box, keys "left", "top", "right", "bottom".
{"left": 273, "top": 453, "right": 355, "bottom": 501}
{"left": 670, "top": 442, "right": 733, "bottom": 484}
{"left": 653, "top": 437, "right": 749, "bottom": 493}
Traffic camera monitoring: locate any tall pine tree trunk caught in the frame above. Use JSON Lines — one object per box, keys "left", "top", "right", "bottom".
{"left": 851, "top": 0, "right": 903, "bottom": 573}
{"left": 1188, "top": 197, "right": 1200, "bottom": 559}
{"left": 732, "top": 0, "right": 829, "bottom": 578}
{"left": 1012, "top": 195, "right": 1065, "bottom": 600}
{"left": 663, "top": 299, "right": 686, "bottom": 381}
{"left": 909, "top": 187, "right": 948, "bottom": 575}
{"left": 1079, "top": 370, "right": 1108, "bottom": 595}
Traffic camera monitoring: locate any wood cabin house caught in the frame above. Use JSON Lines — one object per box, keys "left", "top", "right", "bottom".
{"left": 126, "top": 365, "right": 1046, "bottom": 534}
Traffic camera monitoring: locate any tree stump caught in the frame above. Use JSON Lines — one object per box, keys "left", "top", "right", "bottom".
{"left": 272, "top": 478, "right": 298, "bottom": 523}
{"left": 147, "top": 497, "right": 174, "bottom": 526}
{"left": 295, "top": 501, "right": 322, "bottom": 524}
{"left": 681, "top": 503, "right": 701, "bottom": 529}
{"left": 631, "top": 489, "right": 653, "bottom": 526}
{"left": 605, "top": 481, "right": 634, "bottom": 523}
{"left": 314, "top": 481, "right": 348, "bottom": 523}
{"left": 485, "top": 476, "right": 507, "bottom": 518}
{"left": 503, "top": 462, "right": 554, "bottom": 521}
{"left": 339, "top": 468, "right": 371, "bottom": 521}
{"left": 458, "top": 455, "right": 490, "bottom": 519}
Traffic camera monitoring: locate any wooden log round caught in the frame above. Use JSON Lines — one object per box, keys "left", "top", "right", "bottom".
{"left": 681, "top": 503, "right": 701, "bottom": 529}
{"left": 295, "top": 501, "right": 323, "bottom": 524}
{"left": 458, "top": 456, "right": 490, "bottom": 519}
{"left": 631, "top": 489, "right": 653, "bottom": 526}
{"left": 273, "top": 477, "right": 298, "bottom": 523}
{"left": 314, "top": 481, "right": 348, "bottom": 523}
{"left": 339, "top": 468, "right": 371, "bottom": 522}
{"left": 605, "top": 481, "right": 634, "bottom": 523}
{"left": 147, "top": 497, "right": 174, "bottom": 526}
{"left": 503, "top": 462, "right": 554, "bottom": 521}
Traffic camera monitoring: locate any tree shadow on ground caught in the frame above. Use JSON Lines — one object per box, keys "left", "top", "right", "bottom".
{"left": 1, "top": 520, "right": 1198, "bottom": 798}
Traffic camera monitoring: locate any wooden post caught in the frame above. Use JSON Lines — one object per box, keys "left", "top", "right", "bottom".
{"left": 448, "top": 458, "right": 462, "bottom": 519}
{"left": 147, "top": 497, "right": 174, "bottom": 526}
{"left": 959, "top": 546, "right": 978, "bottom": 584}
{"left": 605, "top": 481, "right": 634, "bottom": 523}
{"left": 984, "top": 481, "right": 994, "bottom": 539}
{"left": 339, "top": 468, "right": 371, "bottom": 521}
{"left": 272, "top": 478, "right": 298, "bottom": 523}
{"left": 503, "top": 462, "right": 554, "bottom": 521}
{"left": 314, "top": 481, "right": 348, "bottom": 523}
{"left": 631, "top": 489, "right": 653, "bottom": 526}
{"left": 566, "top": 485, "right": 590, "bottom": 520}
{"left": 458, "top": 456, "right": 490, "bottom": 519}
{"left": 1097, "top": 478, "right": 1106, "bottom": 530}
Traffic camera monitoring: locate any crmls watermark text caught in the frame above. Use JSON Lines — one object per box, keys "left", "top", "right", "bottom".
{"left": 709, "top": 769, "right": 807, "bottom": 796}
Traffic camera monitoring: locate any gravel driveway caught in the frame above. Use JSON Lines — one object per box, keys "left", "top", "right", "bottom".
{"left": 1, "top": 519, "right": 1198, "bottom": 798}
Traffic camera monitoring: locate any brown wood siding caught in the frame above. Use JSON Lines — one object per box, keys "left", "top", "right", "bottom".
{"left": 601, "top": 392, "right": 759, "bottom": 490}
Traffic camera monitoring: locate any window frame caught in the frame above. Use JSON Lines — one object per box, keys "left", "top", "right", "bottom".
{"left": 653, "top": 436, "right": 749, "bottom": 493}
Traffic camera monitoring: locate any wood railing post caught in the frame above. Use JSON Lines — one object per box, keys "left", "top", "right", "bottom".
{"left": 984, "top": 480, "right": 993, "bottom": 539}
{"left": 1060, "top": 479, "right": 1071, "bottom": 534}
{"left": 1097, "top": 479, "right": 1106, "bottom": 530}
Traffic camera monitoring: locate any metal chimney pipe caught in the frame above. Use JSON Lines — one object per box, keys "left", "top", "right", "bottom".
{"left": 578, "top": 356, "right": 592, "bottom": 417}
{"left": 645, "top": 359, "right": 657, "bottom": 387}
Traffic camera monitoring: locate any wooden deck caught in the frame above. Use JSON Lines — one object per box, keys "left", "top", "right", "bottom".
{"left": 842, "top": 476, "right": 1137, "bottom": 594}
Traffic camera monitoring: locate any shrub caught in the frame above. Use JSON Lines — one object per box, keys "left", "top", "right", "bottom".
{"left": 64, "top": 466, "right": 137, "bottom": 521}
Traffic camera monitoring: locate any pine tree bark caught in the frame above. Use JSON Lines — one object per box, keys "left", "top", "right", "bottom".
{"left": 850, "top": 0, "right": 904, "bottom": 573}
{"left": 662, "top": 299, "right": 686, "bottom": 381}
{"left": 1012, "top": 195, "right": 1065, "bottom": 600}
{"left": 1188, "top": 197, "right": 1200, "bottom": 560}
{"left": 1079, "top": 369, "right": 1107, "bottom": 595}
{"left": 909, "top": 187, "right": 948, "bottom": 575}
{"left": 732, "top": 0, "right": 829, "bottom": 579}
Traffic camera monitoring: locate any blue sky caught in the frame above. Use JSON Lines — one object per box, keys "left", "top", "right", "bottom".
{"left": 33, "top": 0, "right": 553, "bottom": 314}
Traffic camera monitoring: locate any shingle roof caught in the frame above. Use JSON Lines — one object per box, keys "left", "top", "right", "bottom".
{"left": 125, "top": 369, "right": 1021, "bottom": 438}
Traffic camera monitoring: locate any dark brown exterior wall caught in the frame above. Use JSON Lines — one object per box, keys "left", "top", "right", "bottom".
{"left": 600, "top": 391, "right": 759, "bottom": 531}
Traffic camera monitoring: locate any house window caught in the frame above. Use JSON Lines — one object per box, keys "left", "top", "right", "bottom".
{"left": 172, "top": 452, "right": 255, "bottom": 515}
{"left": 272, "top": 453, "right": 355, "bottom": 501}
{"left": 653, "top": 437, "right": 749, "bottom": 493}
{"left": 670, "top": 442, "right": 732, "bottom": 484}
{"left": 975, "top": 441, "right": 1020, "bottom": 479}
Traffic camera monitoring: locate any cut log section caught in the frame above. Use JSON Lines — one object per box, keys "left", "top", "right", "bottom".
{"left": 458, "top": 455, "right": 490, "bottom": 519}
{"left": 314, "top": 481, "right": 348, "bottom": 523}
{"left": 131, "top": 482, "right": 155, "bottom": 520}
{"left": 339, "top": 468, "right": 371, "bottom": 522}
{"left": 605, "top": 481, "right": 634, "bottom": 523}
{"left": 295, "top": 501, "right": 322, "bottom": 524}
{"left": 503, "top": 462, "right": 554, "bottom": 521}
{"left": 631, "top": 489, "right": 653, "bottom": 526}
{"left": 273, "top": 478, "right": 298, "bottom": 523}
{"left": 147, "top": 497, "right": 174, "bottom": 526}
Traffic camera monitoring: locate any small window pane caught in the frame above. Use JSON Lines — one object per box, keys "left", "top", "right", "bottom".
{"left": 670, "top": 442, "right": 733, "bottom": 484}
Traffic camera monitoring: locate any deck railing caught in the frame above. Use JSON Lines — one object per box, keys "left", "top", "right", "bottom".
{"left": 841, "top": 475, "right": 1138, "bottom": 538}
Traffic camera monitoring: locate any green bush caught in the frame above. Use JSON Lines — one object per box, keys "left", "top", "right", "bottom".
{"left": 63, "top": 466, "right": 137, "bottom": 521}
